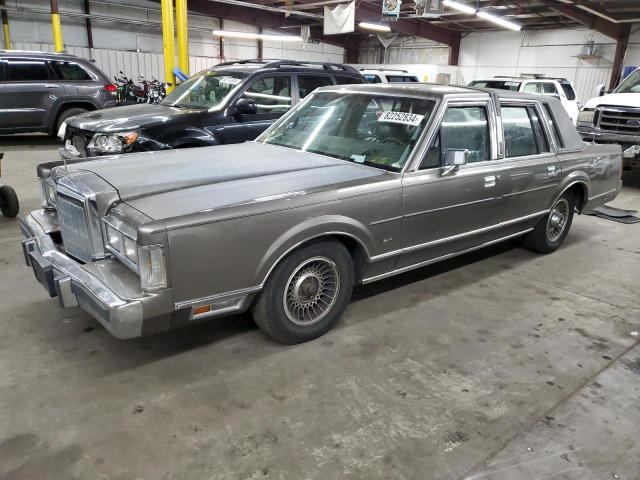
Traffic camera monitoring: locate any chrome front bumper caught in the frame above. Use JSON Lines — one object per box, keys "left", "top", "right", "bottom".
{"left": 21, "top": 212, "right": 145, "bottom": 339}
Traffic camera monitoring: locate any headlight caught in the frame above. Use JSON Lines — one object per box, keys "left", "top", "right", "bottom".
{"left": 102, "top": 218, "right": 138, "bottom": 270}
{"left": 91, "top": 131, "right": 139, "bottom": 154}
{"left": 138, "top": 245, "right": 167, "bottom": 290}
{"left": 39, "top": 178, "right": 57, "bottom": 209}
{"left": 577, "top": 109, "right": 595, "bottom": 124}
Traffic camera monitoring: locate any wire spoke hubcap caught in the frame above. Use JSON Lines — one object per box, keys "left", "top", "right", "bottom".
{"left": 547, "top": 198, "right": 569, "bottom": 242}
{"left": 283, "top": 257, "right": 340, "bottom": 326}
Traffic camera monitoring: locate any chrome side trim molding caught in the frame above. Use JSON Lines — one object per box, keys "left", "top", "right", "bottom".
{"left": 369, "top": 210, "right": 548, "bottom": 262}
{"left": 404, "top": 197, "right": 496, "bottom": 218}
{"left": 588, "top": 188, "right": 618, "bottom": 201}
{"left": 175, "top": 285, "right": 262, "bottom": 310}
{"left": 503, "top": 183, "right": 556, "bottom": 198}
{"left": 362, "top": 228, "right": 534, "bottom": 284}
{"left": 368, "top": 216, "right": 403, "bottom": 227}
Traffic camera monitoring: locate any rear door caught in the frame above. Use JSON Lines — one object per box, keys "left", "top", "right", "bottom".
{"left": 498, "top": 101, "right": 559, "bottom": 222}
{"left": 0, "top": 57, "right": 60, "bottom": 131}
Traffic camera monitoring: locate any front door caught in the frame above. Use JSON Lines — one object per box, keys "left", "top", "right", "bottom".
{"left": 211, "top": 73, "right": 293, "bottom": 144}
{"left": 0, "top": 57, "right": 59, "bottom": 131}
{"left": 398, "top": 102, "right": 503, "bottom": 269}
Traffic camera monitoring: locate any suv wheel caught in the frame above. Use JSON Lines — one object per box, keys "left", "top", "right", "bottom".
{"left": 0, "top": 186, "right": 19, "bottom": 218}
{"left": 251, "top": 240, "right": 354, "bottom": 344}
{"left": 54, "top": 107, "right": 88, "bottom": 136}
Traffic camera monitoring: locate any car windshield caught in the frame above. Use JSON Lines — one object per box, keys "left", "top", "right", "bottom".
{"left": 259, "top": 92, "right": 436, "bottom": 172}
{"left": 469, "top": 80, "right": 522, "bottom": 91}
{"left": 614, "top": 69, "right": 640, "bottom": 94}
{"left": 161, "top": 70, "right": 247, "bottom": 108}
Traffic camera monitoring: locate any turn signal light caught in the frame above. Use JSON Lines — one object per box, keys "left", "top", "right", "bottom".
{"left": 103, "top": 84, "right": 117, "bottom": 92}
{"left": 193, "top": 305, "right": 212, "bottom": 316}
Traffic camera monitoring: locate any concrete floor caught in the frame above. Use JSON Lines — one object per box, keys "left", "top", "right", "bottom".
{"left": 1, "top": 136, "right": 640, "bottom": 480}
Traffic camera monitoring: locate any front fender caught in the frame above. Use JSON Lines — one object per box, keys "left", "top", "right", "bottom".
{"left": 255, "top": 215, "right": 375, "bottom": 286}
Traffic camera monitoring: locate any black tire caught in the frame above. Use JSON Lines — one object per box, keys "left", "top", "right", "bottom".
{"left": 524, "top": 191, "right": 575, "bottom": 254}
{"left": 53, "top": 107, "right": 88, "bottom": 136}
{"left": 0, "top": 185, "right": 19, "bottom": 218}
{"left": 251, "top": 240, "right": 354, "bottom": 344}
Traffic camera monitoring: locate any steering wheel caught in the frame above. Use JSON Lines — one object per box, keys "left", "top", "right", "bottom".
{"left": 381, "top": 137, "right": 405, "bottom": 146}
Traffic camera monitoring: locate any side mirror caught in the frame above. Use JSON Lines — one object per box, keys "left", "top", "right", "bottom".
{"left": 595, "top": 84, "right": 606, "bottom": 97}
{"left": 444, "top": 148, "right": 468, "bottom": 167}
{"left": 234, "top": 98, "right": 257, "bottom": 115}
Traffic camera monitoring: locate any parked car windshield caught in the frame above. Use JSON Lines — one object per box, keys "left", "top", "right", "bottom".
{"left": 469, "top": 80, "right": 522, "bottom": 91}
{"left": 259, "top": 92, "right": 436, "bottom": 172}
{"left": 614, "top": 69, "right": 640, "bottom": 94}
{"left": 161, "top": 70, "right": 247, "bottom": 108}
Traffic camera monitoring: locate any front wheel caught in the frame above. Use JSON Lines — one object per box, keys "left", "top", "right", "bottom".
{"left": 0, "top": 185, "right": 19, "bottom": 217}
{"left": 251, "top": 240, "right": 354, "bottom": 344}
{"left": 524, "top": 191, "right": 575, "bottom": 254}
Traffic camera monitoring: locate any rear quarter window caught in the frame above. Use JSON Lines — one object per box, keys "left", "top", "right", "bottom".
{"left": 560, "top": 83, "right": 576, "bottom": 100}
{"left": 51, "top": 61, "right": 93, "bottom": 81}
{"left": 334, "top": 75, "right": 363, "bottom": 85}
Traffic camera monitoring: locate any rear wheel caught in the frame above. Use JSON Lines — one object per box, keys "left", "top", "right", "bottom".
{"left": 524, "top": 191, "right": 575, "bottom": 253}
{"left": 0, "top": 186, "right": 19, "bottom": 217}
{"left": 251, "top": 240, "right": 354, "bottom": 344}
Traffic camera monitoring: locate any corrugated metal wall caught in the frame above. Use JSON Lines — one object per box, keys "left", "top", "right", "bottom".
{"left": 13, "top": 41, "right": 221, "bottom": 81}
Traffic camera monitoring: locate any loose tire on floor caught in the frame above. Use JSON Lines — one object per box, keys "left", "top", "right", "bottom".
{"left": 251, "top": 240, "right": 354, "bottom": 344}
{"left": 54, "top": 107, "right": 88, "bottom": 136}
{"left": 0, "top": 185, "right": 19, "bottom": 217}
{"left": 524, "top": 191, "right": 575, "bottom": 254}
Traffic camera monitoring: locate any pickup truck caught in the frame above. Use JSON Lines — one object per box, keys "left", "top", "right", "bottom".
{"left": 577, "top": 67, "right": 640, "bottom": 168}
{"left": 21, "top": 84, "right": 622, "bottom": 344}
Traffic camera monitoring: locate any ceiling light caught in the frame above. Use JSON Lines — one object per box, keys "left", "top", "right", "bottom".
{"left": 477, "top": 11, "right": 521, "bottom": 31}
{"left": 212, "top": 30, "right": 302, "bottom": 42}
{"left": 443, "top": 0, "right": 476, "bottom": 15}
{"left": 358, "top": 22, "right": 391, "bottom": 32}
{"left": 213, "top": 30, "right": 260, "bottom": 40}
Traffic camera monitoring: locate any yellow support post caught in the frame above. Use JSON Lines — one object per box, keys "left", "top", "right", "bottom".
{"left": 50, "top": 0, "right": 63, "bottom": 52}
{"left": 175, "top": 0, "right": 189, "bottom": 76}
{"left": 161, "top": 0, "right": 176, "bottom": 93}
{"left": 1, "top": 0, "right": 10, "bottom": 49}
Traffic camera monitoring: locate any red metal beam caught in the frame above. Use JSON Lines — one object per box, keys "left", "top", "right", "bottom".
{"left": 536, "top": 0, "right": 626, "bottom": 40}
{"left": 609, "top": 24, "right": 630, "bottom": 89}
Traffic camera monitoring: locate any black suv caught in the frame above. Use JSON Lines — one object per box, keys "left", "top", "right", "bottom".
{"left": 0, "top": 50, "right": 117, "bottom": 135}
{"left": 60, "top": 59, "right": 364, "bottom": 158}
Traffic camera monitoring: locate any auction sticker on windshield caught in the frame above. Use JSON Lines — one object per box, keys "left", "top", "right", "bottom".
{"left": 377, "top": 111, "right": 424, "bottom": 126}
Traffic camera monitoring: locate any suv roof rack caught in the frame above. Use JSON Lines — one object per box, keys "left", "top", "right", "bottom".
{"left": 359, "top": 68, "right": 409, "bottom": 73}
{"left": 214, "top": 59, "right": 359, "bottom": 74}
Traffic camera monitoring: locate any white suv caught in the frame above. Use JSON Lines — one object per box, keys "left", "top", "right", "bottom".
{"left": 468, "top": 77, "right": 580, "bottom": 124}
{"left": 360, "top": 69, "right": 419, "bottom": 84}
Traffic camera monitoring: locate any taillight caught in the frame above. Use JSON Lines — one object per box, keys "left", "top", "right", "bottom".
{"left": 103, "top": 84, "right": 117, "bottom": 92}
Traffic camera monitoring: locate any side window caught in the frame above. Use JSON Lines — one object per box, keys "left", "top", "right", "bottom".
{"left": 541, "top": 83, "right": 559, "bottom": 95}
{"left": 420, "top": 105, "right": 491, "bottom": 169}
{"left": 502, "top": 105, "right": 549, "bottom": 157}
{"left": 560, "top": 83, "right": 576, "bottom": 101}
{"left": 334, "top": 75, "right": 362, "bottom": 85}
{"left": 241, "top": 75, "right": 291, "bottom": 114}
{"left": 298, "top": 75, "right": 333, "bottom": 99}
{"left": 50, "top": 61, "right": 92, "bottom": 81}
{"left": 544, "top": 103, "right": 565, "bottom": 148}
{"left": 6, "top": 58, "right": 50, "bottom": 81}
{"left": 523, "top": 83, "right": 539, "bottom": 94}
{"left": 364, "top": 74, "right": 381, "bottom": 84}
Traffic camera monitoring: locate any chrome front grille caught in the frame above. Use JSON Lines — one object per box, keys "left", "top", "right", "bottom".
{"left": 57, "top": 193, "right": 94, "bottom": 263}
{"left": 597, "top": 107, "right": 640, "bottom": 135}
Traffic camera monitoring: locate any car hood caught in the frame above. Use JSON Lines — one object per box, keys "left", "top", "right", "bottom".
{"left": 584, "top": 92, "right": 640, "bottom": 109}
{"left": 64, "top": 103, "right": 200, "bottom": 132}
{"left": 64, "top": 143, "right": 386, "bottom": 220}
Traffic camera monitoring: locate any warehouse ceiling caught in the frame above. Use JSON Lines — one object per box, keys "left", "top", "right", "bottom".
{"left": 188, "top": 1, "right": 640, "bottom": 35}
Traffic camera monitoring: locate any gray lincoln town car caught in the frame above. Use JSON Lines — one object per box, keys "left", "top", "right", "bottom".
{"left": 21, "top": 84, "right": 622, "bottom": 344}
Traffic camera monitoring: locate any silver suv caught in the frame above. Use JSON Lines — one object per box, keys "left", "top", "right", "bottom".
{"left": 0, "top": 50, "right": 117, "bottom": 135}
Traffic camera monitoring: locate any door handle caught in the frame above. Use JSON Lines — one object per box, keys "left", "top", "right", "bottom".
{"left": 484, "top": 175, "right": 496, "bottom": 188}
{"left": 44, "top": 84, "right": 58, "bottom": 89}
